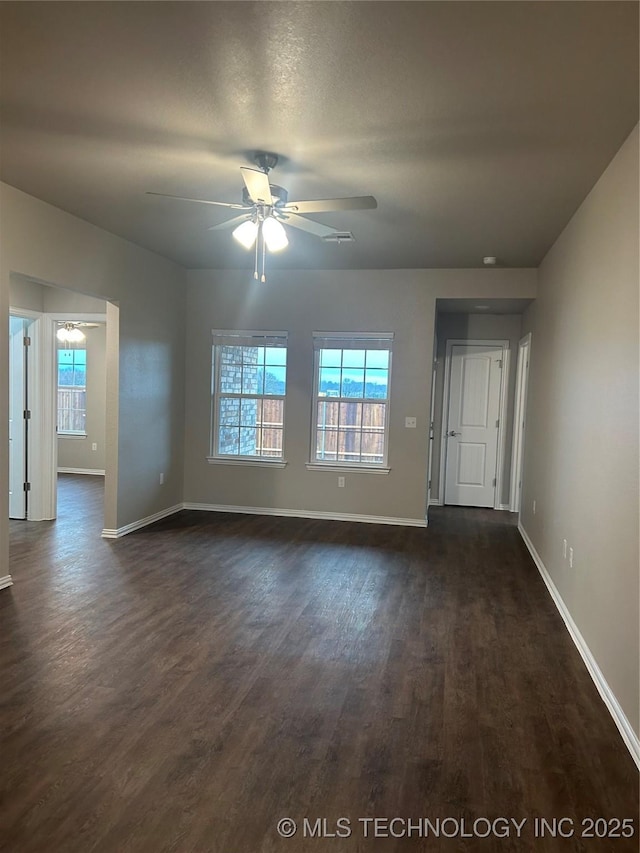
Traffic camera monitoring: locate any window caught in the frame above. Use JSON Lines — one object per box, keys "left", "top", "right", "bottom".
{"left": 57, "top": 347, "right": 87, "bottom": 435}
{"left": 312, "top": 332, "right": 393, "bottom": 468}
{"left": 210, "top": 331, "right": 288, "bottom": 463}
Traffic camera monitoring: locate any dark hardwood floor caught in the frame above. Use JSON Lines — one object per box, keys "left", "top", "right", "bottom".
{"left": 2, "top": 474, "right": 637, "bottom": 852}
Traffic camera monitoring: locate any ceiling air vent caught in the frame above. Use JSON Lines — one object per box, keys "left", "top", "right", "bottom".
{"left": 322, "top": 232, "right": 355, "bottom": 243}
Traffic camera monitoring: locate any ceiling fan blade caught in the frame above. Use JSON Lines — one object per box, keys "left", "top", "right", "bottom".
{"left": 240, "top": 168, "right": 273, "bottom": 205}
{"left": 278, "top": 212, "right": 339, "bottom": 238}
{"left": 147, "top": 191, "right": 249, "bottom": 210}
{"left": 281, "top": 195, "right": 377, "bottom": 214}
{"left": 207, "top": 214, "right": 252, "bottom": 232}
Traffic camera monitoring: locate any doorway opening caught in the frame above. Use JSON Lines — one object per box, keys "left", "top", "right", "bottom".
{"left": 8, "top": 274, "right": 118, "bottom": 539}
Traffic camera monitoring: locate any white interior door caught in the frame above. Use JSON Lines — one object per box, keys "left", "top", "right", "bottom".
{"left": 9, "top": 317, "right": 27, "bottom": 519}
{"left": 444, "top": 344, "right": 503, "bottom": 507}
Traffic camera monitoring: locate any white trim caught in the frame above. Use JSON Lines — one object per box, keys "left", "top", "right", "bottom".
{"left": 312, "top": 330, "right": 394, "bottom": 341}
{"left": 497, "top": 503, "right": 510, "bottom": 511}
{"left": 0, "top": 575, "right": 14, "bottom": 590}
{"left": 101, "top": 504, "right": 183, "bottom": 539}
{"left": 184, "top": 502, "right": 426, "bottom": 528}
{"left": 58, "top": 467, "right": 105, "bottom": 475}
{"left": 426, "top": 339, "right": 438, "bottom": 520}
{"left": 26, "top": 316, "right": 58, "bottom": 521}
{"left": 439, "top": 339, "right": 509, "bottom": 510}
{"left": 9, "top": 308, "right": 58, "bottom": 521}
{"left": 58, "top": 432, "right": 86, "bottom": 439}
{"left": 510, "top": 333, "right": 532, "bottom": 513}
{"left": 306, "top": 463, "right": 390, "bottom": 474}
{"left": 312, "top": 331, "right": 394, "bottom": 339}
{"left": 207, "top": 457, "right": 287, "bottom": 469}
{"left": 518, "top": 522, "right": 640, "bottom": 770}
{"left": 9, "top": 307, "right": 43, "bottom": 320}
{"left": 428, "top": 498, "right": 442, "bottom": 506}
{"left": 211, "top": 329, "right": 288, "bottom": 338}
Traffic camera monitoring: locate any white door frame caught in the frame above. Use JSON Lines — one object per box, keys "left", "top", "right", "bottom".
{"left": 425, "top": 334, "right": 438, "bottom": 524}
{"left": 9, "top": 315, "right": 28, "bottom": 519}
{"left": 29, "top": 315, "right": 58, "bottom": 521}
{"left": 509, "top": 333, "right": 532, "bottom": 513}
{"left": 8, "top": 308, "right": 58, "bottom": 521}
{"left": 439, "top": 339, "right": 510, "bottom": 510}
{"left": 10, "top": 309, "right": 58, "bottom": 520}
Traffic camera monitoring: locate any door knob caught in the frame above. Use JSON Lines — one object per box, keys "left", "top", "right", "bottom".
{"left": 448, "top": 430, "right": 460, "bottom": 437}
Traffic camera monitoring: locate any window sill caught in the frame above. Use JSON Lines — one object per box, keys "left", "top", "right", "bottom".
{"left": 306, "top": 463, "right": 390, "bottom": 475}
{"left": 207, "top": 457, "right": 287, "bottom": 469}
{"left": 58, "top": 432, "right": 86, "bottom": 439}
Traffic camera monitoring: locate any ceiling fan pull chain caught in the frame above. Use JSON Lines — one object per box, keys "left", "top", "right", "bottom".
{"left": 261, "top": 226, "right": 267, "bottom": 282}
{"left": 253, "top": 225, "right": 259, "bottom": 280}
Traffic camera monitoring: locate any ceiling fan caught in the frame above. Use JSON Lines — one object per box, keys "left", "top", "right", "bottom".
{"left": 147, "top": 153, "right": 377, "bottom": 281}
{"left": 56, "top": 321, "right": 100, "bottom": 343}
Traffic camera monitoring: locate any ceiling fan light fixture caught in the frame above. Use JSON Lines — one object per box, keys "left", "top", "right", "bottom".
{"left": 262, "top": 216, "right": 288, "bottom": 252}
{"left": 56, "top": 323, "right": 85, "bottom": 344}
{"left": 232, "top": 219, "right": 258, "bottom": 250}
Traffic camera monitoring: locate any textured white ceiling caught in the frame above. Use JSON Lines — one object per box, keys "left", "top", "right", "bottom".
{"left": 0, "top": 1, "right": 637, "bottom": 270}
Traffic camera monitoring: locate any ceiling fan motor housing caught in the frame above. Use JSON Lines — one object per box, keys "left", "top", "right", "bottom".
{"left": 242, "top": 184, "right": 288, "bottom": 207}
{"left": 254, "top": 152, "right": 278, "bottom": 173}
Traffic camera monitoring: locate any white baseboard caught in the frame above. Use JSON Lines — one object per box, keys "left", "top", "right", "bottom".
{"left": 101, "top": 504, "right": 183, "bottom": 539}
{"left": 58, "top": 467, "right": 105, "bottom": 476}
{"left": 0, "top": 575, "right": 14, "bottom": 591}
{"left": 183, "top": 502, "right": 427, "bottom": 528}
{"left": 98, "top": 499, "right": 429, "bottom": 538}
{"left": 497, "top": 503, "right": 510, "bottom": 511}
{"left": 518, "top": 522, "right": 640, "bottom": 770}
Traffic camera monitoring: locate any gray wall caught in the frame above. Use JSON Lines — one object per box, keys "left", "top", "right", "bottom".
{"left": 431, "top": 313, "right": 523, "bottom": 506}
{"left": 184, "top": 269, "right": 536, "bottom": 523}
{"left": 8, "top": 275, "right": 45, "bottom": 312}
{"left": 1, "top": 181, "right": 186, "bottom": 581}
{"left": 58, "top": 324, "right": 107, "bottom": 472}
{"left": 521, "top": 124, "right": 639, "bottom": 737}
{"left": 10, "top": 276, "right": 109, "bottom": 316}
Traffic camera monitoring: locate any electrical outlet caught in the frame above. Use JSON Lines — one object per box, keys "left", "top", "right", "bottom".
{"left": 91, "top": 442, "right": 97, "bottom": 452}
{"left": 533, "top": 500, "right": 536, "bottom": 514}
{"left": 569, "top": 547, "right": 574, "bottom": 569}
{"left": 405, "top": 416, "right": 417, "bottom": 429}
{"left": 338, "top": 476, "right": 345, "bottom": 488}
{"left": 562, "top": 539, "right": 567, "bottom": 559}
{"left": 159, "top": 472, "right": 164, "bottom": 485}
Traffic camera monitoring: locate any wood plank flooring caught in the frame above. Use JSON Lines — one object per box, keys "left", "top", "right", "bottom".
{"left": 1, "top": 474, "right": 637, "bottom": 852}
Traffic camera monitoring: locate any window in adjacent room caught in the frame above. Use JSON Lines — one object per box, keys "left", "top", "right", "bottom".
{"left": 57, "top": 347, "right": 87, "bottom": 435}
{"left": 312, "top": 332, "right": 393, "bottom": 468}
{"left": 210, "top": 331, "right": 288, "bottom": 463}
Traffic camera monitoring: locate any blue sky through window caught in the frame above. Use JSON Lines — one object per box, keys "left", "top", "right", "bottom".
{"left": 319, "top": 348, "right": 389, "bottom": 399}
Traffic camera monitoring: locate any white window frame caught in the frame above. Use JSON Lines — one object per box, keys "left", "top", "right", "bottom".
{"left": 308, "top": 332, "right": 393, "bottom": 473}
{"left": 57, "top": 345, "right": 87, "bottom": 437}
{"left": 208, "top": 330, "right": 288, "bottom": 468}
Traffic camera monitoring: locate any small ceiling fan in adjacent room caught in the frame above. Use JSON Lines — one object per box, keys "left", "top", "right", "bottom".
{"left": 56, "top": 322, "right": 99, "bottom": 344}
{"left": 147, "top": 153, "right": 377, "bottom": 281}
